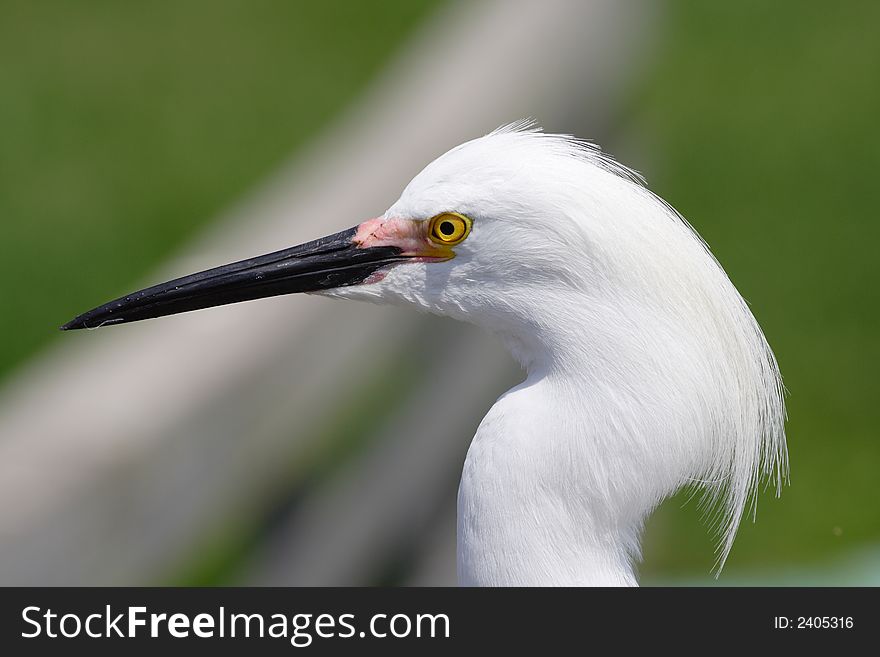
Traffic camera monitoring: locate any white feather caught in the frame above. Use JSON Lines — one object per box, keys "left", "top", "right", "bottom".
{"left": 325, "top": 123, "right": 787, "bottom": 585}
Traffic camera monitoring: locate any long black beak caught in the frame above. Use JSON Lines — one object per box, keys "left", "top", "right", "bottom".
{"left": 61, "top": 226, "right": 405, "bottom": 330}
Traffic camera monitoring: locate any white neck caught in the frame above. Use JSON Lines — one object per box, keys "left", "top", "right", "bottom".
{"left": 457, "top": 296, "right": 693, "bottom": 586}
{"left": 457, "top": 370, "right": 643, "bottom": 585}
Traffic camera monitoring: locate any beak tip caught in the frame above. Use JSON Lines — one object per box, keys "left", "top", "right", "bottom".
{"left": 60, "top": 312, "right": 98, "bottom": 330}
{"left": 60, "top": 313, "right": 123, "bottom": 331}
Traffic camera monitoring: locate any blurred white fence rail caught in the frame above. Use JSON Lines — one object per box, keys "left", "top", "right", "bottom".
{"left": 0, "top": 0, "right": 651, "bottom": 585}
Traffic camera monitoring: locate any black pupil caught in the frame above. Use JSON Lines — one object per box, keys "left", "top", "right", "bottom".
{"left": 439, "top": 221, "right": 456, "bottom": 236}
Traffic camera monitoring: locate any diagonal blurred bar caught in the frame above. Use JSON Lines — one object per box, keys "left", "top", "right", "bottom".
{"left": 243, "top": 322, "right": 520, "bottom": 586}
{"left": 0, "top": 0, "right": 654, "bottom": 585}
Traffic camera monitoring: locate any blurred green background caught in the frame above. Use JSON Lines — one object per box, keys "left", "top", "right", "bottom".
{"left": 1, "top": 0, "right": 877, "bottom": 585}
{"left": 0, "top": 0, "right": 442, "bottom": 378}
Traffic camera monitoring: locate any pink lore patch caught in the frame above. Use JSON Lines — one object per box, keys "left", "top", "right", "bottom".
{"left": 353, "top": 217, "right": 445, "bottom": 258}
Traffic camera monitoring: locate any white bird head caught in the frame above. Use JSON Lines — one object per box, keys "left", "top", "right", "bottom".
{"left": 63, "top": 122, "right": 787, "bottom": 578}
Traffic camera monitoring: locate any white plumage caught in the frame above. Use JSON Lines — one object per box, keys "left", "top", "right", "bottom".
{"left": 326, "top": 123, "right": 787, "bottom": 585}
{"left": 65, "top": 121, "right": 788, "bottom": 586}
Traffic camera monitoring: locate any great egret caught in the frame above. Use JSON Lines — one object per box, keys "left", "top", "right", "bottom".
{"left": 62, "top": 123, "right": 787, "bottom": 586}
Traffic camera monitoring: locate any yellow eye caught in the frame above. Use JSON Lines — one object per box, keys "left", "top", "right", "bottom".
{"left": 428, "top": 212, "right": 472, "bottom": 245}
